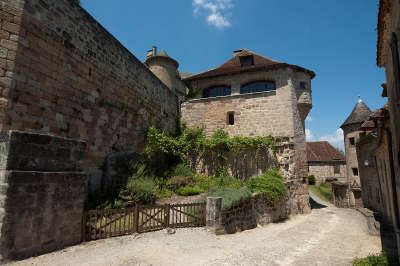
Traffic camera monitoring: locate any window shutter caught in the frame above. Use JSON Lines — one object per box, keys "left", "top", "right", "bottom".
{"left": 391, "top": 32, "right": 400, "bottom": 95}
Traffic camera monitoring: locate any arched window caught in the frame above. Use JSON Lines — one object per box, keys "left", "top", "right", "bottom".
{"left": 203, "top": 85, "right": 231, "bottom": 98}
{"left": 240, "top": 81, "right": 276, "bottom": 94}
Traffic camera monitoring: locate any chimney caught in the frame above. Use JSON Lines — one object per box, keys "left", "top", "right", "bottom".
{"left": 146, "top": 46, "right": 157, "bottom": 59}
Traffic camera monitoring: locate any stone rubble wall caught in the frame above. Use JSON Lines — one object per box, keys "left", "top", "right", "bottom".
{"left": 210, "top": 195, "right": 291, "bottom": 235}
{"left": 0, "top": 131, "right": 87, "bottom": 262}
{"left": 0, "top": 0, "right": 179, "bottom": 188}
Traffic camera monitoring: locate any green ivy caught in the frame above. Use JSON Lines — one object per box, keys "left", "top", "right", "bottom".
{"left": 145, "top": 127, "right": 276, "bottom": 173}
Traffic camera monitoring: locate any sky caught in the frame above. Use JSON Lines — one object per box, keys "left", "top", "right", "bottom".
{"left": 81, "top": 0, "right": 386, "bottom": 151}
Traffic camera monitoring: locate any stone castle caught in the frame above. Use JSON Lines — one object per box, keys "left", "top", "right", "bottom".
{"left": 0, "top": 0, "right": 314, "bottom": 260}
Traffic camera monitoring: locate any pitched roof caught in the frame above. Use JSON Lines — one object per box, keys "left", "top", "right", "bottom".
{"left": 307, "top": 141, "right": 345, "bottom": 162}
{"left": 183, "top": 49, "right": 315, "bottom": 82}
{"left": 341, "top": 98, "right": 372, "bottom": 128}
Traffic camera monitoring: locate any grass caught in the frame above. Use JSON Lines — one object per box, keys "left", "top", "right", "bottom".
{"left": 309, "top": 182, "right": 332, "bottom": 202}
{"left": 353, "top": 253, "right": 399, "bottom": 266}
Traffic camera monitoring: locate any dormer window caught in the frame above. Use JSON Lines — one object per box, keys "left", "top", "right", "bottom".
{"left": 239, "top": 55, "right": 254, "bottom": 67}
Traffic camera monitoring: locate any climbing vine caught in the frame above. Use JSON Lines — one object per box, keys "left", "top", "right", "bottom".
{"left": 145, "top": 127, "right": 276, "bottom": 169}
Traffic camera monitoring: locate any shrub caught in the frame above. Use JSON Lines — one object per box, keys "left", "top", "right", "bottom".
{"left": 193, "top": 174, "right": 214, "bottom": 191}
{"left": 176, "top": 186, "right": 204, "bottom": 196}
{"left": 247, "top": 169, "right": 287, "bottom": 203}
{"left": 213, "top": 168, "right": 244, "bottom": 189}
{"left": 169, "top": 175, "right": 195, "bottom": 191}
{"left": 204, "top": 187, "right": 252, "bottom": 210}
{"left": 171, "top": 163, "right": 195, "bottom": 178}
{"left": 308, "top": 175, "right": 316, "bottom": 185}
{"left": 119, "top": 178, "right": 157, "bottom": 204}
{"left": 353, "top": 253, "right": 398, "bottom": 266}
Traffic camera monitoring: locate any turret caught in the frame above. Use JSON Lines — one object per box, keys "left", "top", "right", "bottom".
{"left": 341, "top": 96, "right": 372, "bottom": 207}
{"left": 145, "top": 46, "right": 186, "bottom": 97}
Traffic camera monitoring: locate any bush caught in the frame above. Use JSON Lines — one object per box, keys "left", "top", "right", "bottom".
{"left": 247, "top": 169, "right": 287, "bottom": 203}
{"left": 308, "top": 175, "right": 316, "bottom": 185}
{"left": 176, "top": 186, "right": 204, "bottom": 196}
{"left": 119, "top": 178, "right": 157, "bottom": 204}
{"left": 193, "top": 174, "right": 214, "bottom": 191}
{"left": 171, "top": 163, "right": 195, "bottom": 178}
{"left": 169, "top": 175, "right": 195, "bottom": 191}
{"left": 353, "top": 253, "right": 398, "bottom": 266}
{"left": 213, "top": 168, "right": 244, "bottom": 189}
{"left": 204, "top": 187, "right": 252, "bottom": 210}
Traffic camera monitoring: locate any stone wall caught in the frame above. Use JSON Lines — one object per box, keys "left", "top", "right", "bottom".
{"left": 308, "top": 162, "right": 347, "bottom": 184}
{"left": 0, "top": 131, "right": 86, "bottom": 262}
{"left": 332, "top": 181, "right": 350, "bottom": 208}
{"left": 0, "top": 0, "right": 179, "bottom": 189}
{"left": 207, "top": 195, "right": 290, "bottom": 235}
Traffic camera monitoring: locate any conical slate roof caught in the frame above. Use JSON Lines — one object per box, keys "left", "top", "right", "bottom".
{"left": 341, "top": 97, "right": 372, "bottom": 128}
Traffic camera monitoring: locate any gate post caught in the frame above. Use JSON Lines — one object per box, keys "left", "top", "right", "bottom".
{"left": 164, "top": 204, "right": 170, "bottom": 228}
{"left": 133, "top": 206, "right": 139, "bottom": 233}
{"left": 206, "top": 197, "right": 222, "bottom": 232}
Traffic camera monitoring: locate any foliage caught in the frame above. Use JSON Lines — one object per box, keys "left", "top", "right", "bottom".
{"left": 204, "top": 187, "right": 252, "bottom": 210}
{"left": 213, "top": 168, "right": 245, "bottom": 189}
{"left": 176, "top": 186, "right": 204, "bottom": 196}
{"left": 145, "top": 127, "right": 276, "bottom": 173}
{"left": 247, "top": 169, "right": 287, "bottom": 203}
{"left": 309, "top": 183, "right": 332, "bottom": 202}
{"left": 119, "top": 178, "right": 157, "bottom": 204}
{"left": 308, "top": 175, "right": 316, "bottom": 185}
{"left": 353, "top": 253, "right": 399, "bottom": 266}
{"left": 168, "top": 175, "right": 195, "bottom": 191}
{"left": 171, "top": 163, "right": 195, "bottom": 178}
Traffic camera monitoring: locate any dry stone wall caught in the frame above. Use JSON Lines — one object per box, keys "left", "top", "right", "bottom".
{"left": 0, "top": 0, "right": 179, "bottom": 187}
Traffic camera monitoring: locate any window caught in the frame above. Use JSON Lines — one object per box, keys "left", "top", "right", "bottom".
{"left": 227, "top": 112, "right": 234, "bottom": 125}
{"left": 239, "top": 55, "right": 254, "bottom": 67}
{"left": 300, "top": 81, "right": 307, "bottom": 90}
{"left": 334, "top": 164, "right": 340, "bottom": 174}
{"left": 352, "top": 168, "right": 358, "bottom": 176}
{"left": 349, "top": 137, "right": 355, "bottom": 146}
{"left": 240, "top": 81, "right": 275, "bottom": 94}
{"left": 203, "top": 86, "right": 231, "bottom": 98}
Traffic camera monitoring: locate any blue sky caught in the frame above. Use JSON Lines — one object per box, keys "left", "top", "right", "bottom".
{"left": 81, "top": 0, "right": 385, "bottom": 150}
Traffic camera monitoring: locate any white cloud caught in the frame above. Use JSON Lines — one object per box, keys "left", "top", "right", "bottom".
{"left": 305, "top": 129, "right": 314, "bottom": 141}
{"left": 193, "top": 0, "right": 233, "bottom": 29}
{"left": 305, "top": 115, "right": 312, "bottom": 122}
{"left": 318, "top": 128, "right": 344, "bottom": 145}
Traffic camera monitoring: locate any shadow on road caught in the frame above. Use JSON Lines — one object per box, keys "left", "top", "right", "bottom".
{"left": 309, "top": 196, "right": 327, "bottom": 209}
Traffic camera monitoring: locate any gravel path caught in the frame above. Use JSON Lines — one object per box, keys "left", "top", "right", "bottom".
{"left": 8, "top": 194, "right": 382, "bottom": 266}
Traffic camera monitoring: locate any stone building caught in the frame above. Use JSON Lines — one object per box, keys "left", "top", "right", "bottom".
{"left": 340, "top": 97, "right": 372, "bottom": 208}
{"left": 306, "top": 141, "right": 346, "bottom": 184}
{"left": 376, "top": 0, "right": 400, "bottom": 254}
{"left": 181, "top": 49, "right": 315, "bottom": 214}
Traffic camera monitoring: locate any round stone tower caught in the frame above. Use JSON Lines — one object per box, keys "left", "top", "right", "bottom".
{"left": 145, "top": 46, "right": 186, "bottom": 97}
{"left": 340, "top": 96, "right": 372, "bottom": 208}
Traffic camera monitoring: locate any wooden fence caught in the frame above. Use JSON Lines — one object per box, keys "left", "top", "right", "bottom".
{"left": 83, "top": 202, "right": 206, "bottom": 241}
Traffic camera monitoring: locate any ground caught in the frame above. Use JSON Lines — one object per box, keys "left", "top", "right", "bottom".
{"left": 8, "top": 194, "right": 382, "bottom": 266}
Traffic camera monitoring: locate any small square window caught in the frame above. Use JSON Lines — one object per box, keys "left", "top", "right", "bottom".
{"left": 352, "top": 168, "right": 358, "bottom": 176}
{"left": 349, "top": 137, "right": 355, "bottom": 146}
{"left": 300, "top": 82, "right": 307, "bottom": 90}
{"left": 227, "top": 112, "right": 234, "bottom": 125}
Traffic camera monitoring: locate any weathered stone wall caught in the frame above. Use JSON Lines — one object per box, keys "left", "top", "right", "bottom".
{"left": 0, "top": 131, "right": 86, "bottom": 262}
{"left": 332, "top": 181, "right": 350, "bottom": 208}
{"left": 0, "top": 0, "right": 179, "bottom": 188}
{"left": 343, "top": 124, "right": 362, "bottom": 188}
{"left": 308, "top": 162, "right": 347, "bottom": 184}
{"left": 208, "top": 195, "right": 290, "bottom": 235}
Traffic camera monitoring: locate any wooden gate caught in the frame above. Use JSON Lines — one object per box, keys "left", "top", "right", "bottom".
{"left": 84, "top": 202, "right": 206, "bottom": 241}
